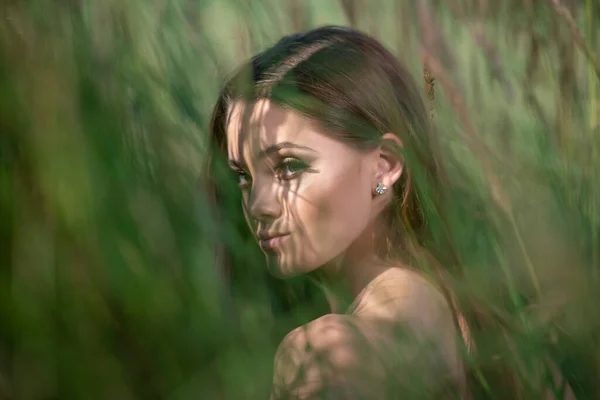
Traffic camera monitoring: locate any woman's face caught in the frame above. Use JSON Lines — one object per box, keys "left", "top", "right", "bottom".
{"left": 226, "top": 99, "right": 378, "bottom": 278}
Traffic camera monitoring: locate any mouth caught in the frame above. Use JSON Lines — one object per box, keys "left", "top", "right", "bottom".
{"left": 258, "top": 233, "right": 290, "bottom": 252}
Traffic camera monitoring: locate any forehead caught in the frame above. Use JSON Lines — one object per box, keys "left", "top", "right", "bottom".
{"left": 225, "top": 99, "right": 322, "bottom": 161}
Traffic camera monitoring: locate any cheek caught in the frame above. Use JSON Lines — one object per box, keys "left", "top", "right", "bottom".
{"left": 291, "top": 163, "right": 372, "bottom": 263}
{"left": 241, "top": 201, "right": 254, "bottom": 231}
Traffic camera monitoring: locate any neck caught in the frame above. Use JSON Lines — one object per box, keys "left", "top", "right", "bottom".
{"left": 309, "top": 229, "right": 394, "bottom": 314}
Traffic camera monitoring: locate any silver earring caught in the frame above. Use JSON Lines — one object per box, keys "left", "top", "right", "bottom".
{"left": 374, "top": 182, "right": 387, "bottom": 195}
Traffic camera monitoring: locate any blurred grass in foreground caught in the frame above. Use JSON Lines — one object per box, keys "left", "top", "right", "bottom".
{"left": 1, "top": 0, "right": 600, "bottom": 398}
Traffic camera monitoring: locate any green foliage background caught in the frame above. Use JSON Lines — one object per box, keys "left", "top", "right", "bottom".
{"left": 1, "top": 0, "right": 599, "bottom": 398}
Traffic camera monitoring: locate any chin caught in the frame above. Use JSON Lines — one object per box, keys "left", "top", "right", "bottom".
{"left": 265, "top": 257, "right": 316, "bottom": 280}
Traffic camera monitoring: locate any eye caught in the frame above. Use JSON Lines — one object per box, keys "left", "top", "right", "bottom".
{"left": 233, "top": 169, "right": 252, "bottom": 188}
{"left": 274, "top": 157, "right": 310, "bottom": 180}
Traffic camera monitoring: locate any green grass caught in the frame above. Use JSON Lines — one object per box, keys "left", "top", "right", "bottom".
{"left": 1, "top": 0, "right": 599, "bottom": 398}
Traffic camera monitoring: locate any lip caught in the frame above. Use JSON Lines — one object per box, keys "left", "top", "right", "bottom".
{"left": 258, "top": 233, "right": 290, "bottom": 251}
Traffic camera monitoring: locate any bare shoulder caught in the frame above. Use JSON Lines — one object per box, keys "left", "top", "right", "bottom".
{"left": 355, "top": 268, "right": 464, "bottom": 379}
{"left": 354, "top": 268, "right": 456, "bottom": 332}
{"left": 273, "top": 315, "right": 365, "bottom": 379}
{"left": 271, "top": 314, "right": 369, "bottom": 399}
{"left": 277, "top": 313, "right": 358, "bottom": 353}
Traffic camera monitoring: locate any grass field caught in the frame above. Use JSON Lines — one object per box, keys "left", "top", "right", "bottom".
{"left": 1, "top": 0, "right": 599, "bottom": 398}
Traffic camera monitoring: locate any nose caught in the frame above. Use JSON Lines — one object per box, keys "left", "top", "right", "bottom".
{"left": 246, "top": 181, "right": 282, "bottom": 222}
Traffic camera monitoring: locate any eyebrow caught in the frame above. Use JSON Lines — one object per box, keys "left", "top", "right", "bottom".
{"left": 228, "top": 142, "right": 317, "bottom": 168}
{"left": 260, "top": 142, "right": 317, "bottom": 157}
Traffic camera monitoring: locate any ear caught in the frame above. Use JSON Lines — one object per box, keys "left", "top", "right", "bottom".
{"left": 372, "top": 133, "right": 403, "bottom": 192}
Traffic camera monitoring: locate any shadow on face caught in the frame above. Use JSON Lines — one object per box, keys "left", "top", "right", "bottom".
{"left": 225, "top": 99, "right": 378, "bottom": 278}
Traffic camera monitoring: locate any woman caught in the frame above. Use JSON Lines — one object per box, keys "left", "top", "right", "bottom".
{"left": 206, "top": 26, "right": 466, "bottom": 399}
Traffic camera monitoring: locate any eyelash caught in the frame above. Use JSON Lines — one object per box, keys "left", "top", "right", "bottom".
{"left": 233, "top": 157, "right": 310, "bottom": 188}
{"left": 234, "top": 170, "right": 251, "bottom": 188}
{"left": 275, "top": 157, "right": 310, "bottom": 180}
